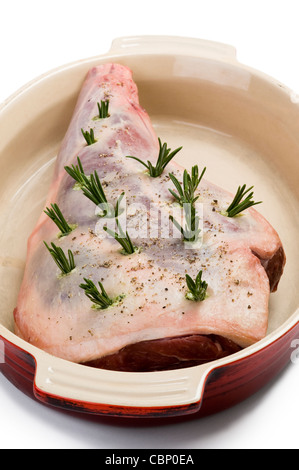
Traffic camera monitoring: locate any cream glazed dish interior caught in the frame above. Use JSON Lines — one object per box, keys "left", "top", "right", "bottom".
{"left": 0, "top": 36, "right": 298, "bottom": 418}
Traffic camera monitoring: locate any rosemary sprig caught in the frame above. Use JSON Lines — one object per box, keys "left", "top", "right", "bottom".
{"left": 81, "top": 127, "right": 97, "bottom": 145}
{"left": 126, "top": 138, "right": 182, "bottom": 177}
{"left": 44, "top": 241, "right": 75, "bottom": 275}
{"left": 65, "top": 158, "right": 112, "bottom": 215}
{"left": 65, "top": 159, "right": 125, "bottom": 218}
{"left": 44, "top": 203, "right": 75, "bottom": 236}
{"left": 169, "top": 203, "right": 200, "bottom": 243}
{"left": 185, "top": 270, "right": 208, "bottom": 301}
{"left": 96, "top": 100, "right": 110, "bottom": 118}
{"left": 79, "top": 278, "right": 113, "bottom": 309}
{"left": 81, "top": 171, "right": 108, "bottom": 207}
{"left": 103, "top": 193, "right": 137, "bottom": 254}
{"left": 169, "top": 165, "right": 206, "bottom": 205}
{"left": 222, "top": 184, "right": 262, "bottom": 217}
{"left": 64, "top": 156, "right": 86, "bottom": 188}
{"left": 104, "top": 225, "right": 136, "bottom": 254}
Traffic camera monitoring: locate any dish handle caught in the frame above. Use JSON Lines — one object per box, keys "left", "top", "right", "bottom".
{"left": 0, "top": 329, "right": 213, "bottom": 417}
{"left": 32, "top": 352, "right": 212, "bottom": 417}
{"left": 108, "top": 35, "right": 237, "bottom": 62}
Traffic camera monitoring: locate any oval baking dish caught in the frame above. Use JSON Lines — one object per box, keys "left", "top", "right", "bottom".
{"left": 0, "top": 36, "right": 298, "bottom": 419}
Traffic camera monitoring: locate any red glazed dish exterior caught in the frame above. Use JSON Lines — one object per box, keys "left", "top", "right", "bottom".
{"left": 1, "top": 320, "right": 298, "bottom": 419}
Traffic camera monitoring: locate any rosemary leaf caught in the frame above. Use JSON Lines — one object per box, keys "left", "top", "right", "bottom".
{"left": 103, "top": 226, "right": 136, "bottom": 255}
{"left": 223, "top": 184, "right": 262, "bottom": 217}
{"left": 44, "top": 241, "right": 76, "bottom": 275}
{"left": 64, "top": 157, "right": 86, "bottom": 187}
{"left": 80, "top": 277, "right": 113, "bottom": 309}
{"left": 44, "top": 203, "right": 75, "bottom": 236}
{"left": 169, "top": 203, "right": 201, "bottom": 243}
{"left": 65, "top": 158, "right": 119, "bottom": 216}
{"left": 169, "top": 165, "right": 206, "bottom": 205}
{"left": 185, "top": 270, "right": 208, "bottom": 301}
{"left": 81, "top": 171, "right": 107, "bottom": 206}
{"left": 126, "top": 138, "right": 182, "bottom": 177}
{"left": 81, "top": 128, "right": 97, "bottom": 145}
{"left": 103, "top": 192, "right": 136, "bottom": 254}
{"left": 96, "top": 100, "right": 110, "bottom": 119}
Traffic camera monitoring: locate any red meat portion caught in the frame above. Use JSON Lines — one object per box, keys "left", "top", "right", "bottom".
{"left": 84, "top": 334, "right": 242, "bottom": 372}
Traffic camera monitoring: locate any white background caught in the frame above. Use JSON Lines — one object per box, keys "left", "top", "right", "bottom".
{"left": 0, "top": 0, "right": 298, "bottom": 449}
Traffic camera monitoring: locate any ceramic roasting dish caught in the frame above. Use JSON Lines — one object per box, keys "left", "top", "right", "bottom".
{"left": 0, "top": 36, "right": 298, "bottom": 419}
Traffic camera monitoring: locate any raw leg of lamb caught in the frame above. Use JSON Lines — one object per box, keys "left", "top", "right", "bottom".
{"left": 14, "top": 63, "right": 285, "bottom": 372}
